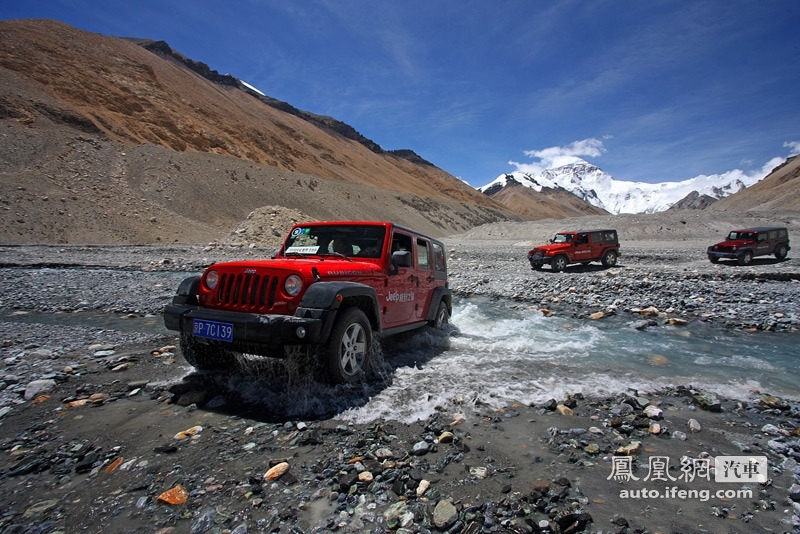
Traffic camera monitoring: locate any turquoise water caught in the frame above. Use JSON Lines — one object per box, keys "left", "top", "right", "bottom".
{"left": 8, "top": 295, "right": 795, "bottom": 424}
{"left": 340, "top": 295, "right": 800, "bottom": 423}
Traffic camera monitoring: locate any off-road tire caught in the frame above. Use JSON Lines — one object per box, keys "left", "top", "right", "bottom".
{"left": 531, "top": 264, "right": 543, "bottom": 271}
{"left": 324, "top": 307, "right": 372, "bottom": 384}
{"left": 775, "top": 244, "right": 789, "bottom": 260}
{"left": 601, "top": 250, "right": 618, "bottom": 267}
{"left": 551, "top": 255, "right": 568, "bottom": 272}
{"left": 430, "top": 301, "right": 450, "bottom": 329}
{"left": 738, "top": 250, "right": 753, "bottom": 266}
{"left": 180, "top": 333, "right": 238, "bottom": 371}
{"left": 708, "top": 255, "right": 719, "bottom": 264}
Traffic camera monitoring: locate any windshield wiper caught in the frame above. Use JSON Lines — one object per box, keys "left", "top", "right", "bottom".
{"left": 320, "top": 252, "right": 354, "bottom": 262}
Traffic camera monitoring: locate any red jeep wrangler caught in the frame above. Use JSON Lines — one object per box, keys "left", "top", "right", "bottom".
{"left": 164, "top": 221, "right": 451, "bottom": 384}
{"left": 707, "top": 227, "right": 790, "bottom": 265}
{"left": 527, "top": 229, "right": 620, "bottom": 272}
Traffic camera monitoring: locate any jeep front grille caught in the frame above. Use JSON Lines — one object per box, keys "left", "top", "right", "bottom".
{"left": 216, "top": 273, "right": 277, "bottom": 310}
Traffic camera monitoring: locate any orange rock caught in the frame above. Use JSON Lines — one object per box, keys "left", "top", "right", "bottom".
{"left": 264, "top": 462, "right": 289, "bottom": 481}
{"left": 105, "top": 457, "right": 123, "bottom": 473}
{"left": 89, "top": 393, "right": 109, "bottom": 404}
{"left": 616, "top": 442, "right": 641, "bottom": 455}
{"left": 173, "top": 425, "right": 203, "bottom": 440}
{"left": 157, "top": 484, "right": 188, "bottom": 505}
{"left": 556, "top": 404, "right": 574, "bottom": 416}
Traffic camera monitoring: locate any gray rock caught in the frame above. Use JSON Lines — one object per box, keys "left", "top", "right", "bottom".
{"left": 693, "top": 392, "right": 721, "bottom": 412}
{"left": 433, "top": 499, "right": 458, "bottom": 529}
{"left": 412, "top": 441, "right": 429, "bottom": 455}
{"left": 23, "top": 379, "right": 56, "bottom": 400}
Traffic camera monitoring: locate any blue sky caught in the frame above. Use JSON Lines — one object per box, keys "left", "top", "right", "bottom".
{"left": 2, "top": 1, "right": 799, "bottom": 187}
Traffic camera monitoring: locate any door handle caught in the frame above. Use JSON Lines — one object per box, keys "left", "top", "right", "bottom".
{"left": 408, "top": 275, "right": 419, "bottom": 282}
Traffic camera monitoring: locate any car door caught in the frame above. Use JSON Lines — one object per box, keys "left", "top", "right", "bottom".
{"left": 572, "top": 232, "right": 592, "bottom": 261}
{"left": 412, "top": 236, "right": 436, "bottom": 320}
{"left": 756, "top": 232, "right": 772, "bottom": 256}
{"left": 381, "top": 230, "right": 417, "bottom": 327}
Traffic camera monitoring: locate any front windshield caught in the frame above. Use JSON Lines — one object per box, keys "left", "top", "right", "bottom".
{"left": 552, "top": 233, "right": 573, "bottom": 243}
{"left": 283, "top": 224, "right": 386, "bottom": 258}
{"left": 728, "top": 231, "right": 753, "bottom": 240}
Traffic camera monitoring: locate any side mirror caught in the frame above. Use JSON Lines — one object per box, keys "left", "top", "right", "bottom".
{"left": 389, "top": 250, "right": 411, "bottom": 274}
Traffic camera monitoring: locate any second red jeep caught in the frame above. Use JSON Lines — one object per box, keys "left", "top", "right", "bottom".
{"left": 527, "top": 229, "right": 620, "bottom": 272}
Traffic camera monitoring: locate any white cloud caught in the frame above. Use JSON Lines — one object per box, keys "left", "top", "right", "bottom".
{"left": 509, "top": 138, "right": 606, "bottom": 174}
{"left": 785, "top": 141, "right": 800, "bottom": 156}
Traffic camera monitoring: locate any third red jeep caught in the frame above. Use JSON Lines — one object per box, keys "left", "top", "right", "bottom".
{"left": 707, "top": 227, "right": 790, "bottom": 265}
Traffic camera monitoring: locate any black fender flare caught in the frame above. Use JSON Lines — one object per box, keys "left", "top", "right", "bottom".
{"left": 298, "top": 281, "right": 381, "bottom": 340}
{"left": 172, "top": 275, "right": 201, "bottom": 305}
{"left": 424, "top": 287, "right": 453, "bottom": 322}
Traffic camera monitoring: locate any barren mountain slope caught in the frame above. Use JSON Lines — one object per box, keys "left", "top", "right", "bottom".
{"left": 0, "top": 116, "right": 514, "bottom": 243}
{"left": 709, "top": 155, "right": 800, "bottom": 212}
{"left": 0, "top": 19, "right": 520, "bottom": 243}
{"left": 485, "top": 181, "right": 609, "bottom": 220}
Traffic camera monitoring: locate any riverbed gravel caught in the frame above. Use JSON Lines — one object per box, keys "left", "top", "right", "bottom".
{"left": 1, "top": 241, "right": 800, "bottom": 533}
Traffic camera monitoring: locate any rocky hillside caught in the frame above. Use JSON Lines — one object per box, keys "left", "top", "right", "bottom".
{"left": 708, "top": 155, "right": 800, "bottom": 212}
{"left": 479, "top": 177, "right": 608, "bottom": 220}
{"left": 0, "top": 19, "right": 520, "bottom": 244}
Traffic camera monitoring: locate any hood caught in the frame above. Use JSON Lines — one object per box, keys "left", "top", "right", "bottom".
{"left": 712, "top": 238, "right": 755, "bottom": 248}
{"left": 529, "top": 242, "right": 573, "bottom": 254}
{"left": 205, "top": 257, "right": 383, "bottom": 279}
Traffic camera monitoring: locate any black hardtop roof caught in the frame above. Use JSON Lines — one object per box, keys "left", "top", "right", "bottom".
{"left": 730, "top": 226, "right": 788, "bottom": 233}
{"left": 291, "top": 220, "right": 445, "bottom": 246}
{"left": 557, "top": 229, "right": 618, "bottom": 234}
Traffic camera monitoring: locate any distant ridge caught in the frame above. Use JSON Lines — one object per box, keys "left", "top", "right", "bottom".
{"left": 0, "top": 18, "right": 518, "bottom": 244}
{"left": 709, "top": 155, "right": 800, "bottom": 212}
{"left": 137, "top": 38, "right": 433, "bottom": 166}
{"left": 478, "top": 157, "right": 788, "bottom": 215}
{"left": 480, "top": 174, "right": 607, "bottom": 220}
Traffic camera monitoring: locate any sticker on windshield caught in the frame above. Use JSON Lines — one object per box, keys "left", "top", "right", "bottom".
{"left": 286, "top": 245, "right": 319, "bottom": 254}
{"left": 291, "top": 227, "right": 308, "bottom": 237}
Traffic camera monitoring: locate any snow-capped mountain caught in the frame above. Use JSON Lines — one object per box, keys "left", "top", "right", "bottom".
{"left": 479, "top": 160, "right": 763, "bottom": 214}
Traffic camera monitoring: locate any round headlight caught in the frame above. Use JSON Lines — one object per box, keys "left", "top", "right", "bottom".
{"left": 284, "top": 274, "right": 303, "bottom": 297}
{"left": 204, "top": 270, "right": 219, "bottom": 290}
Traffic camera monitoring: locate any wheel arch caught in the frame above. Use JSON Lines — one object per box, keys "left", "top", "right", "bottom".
{"left": 299, "top": 281, "right": 381, "bottom": 334}
{"left": 172, "top": 275, "right": 201, "bottom": 305}
{"left": 424, "top": 287, "right": 453, "bottom": 322}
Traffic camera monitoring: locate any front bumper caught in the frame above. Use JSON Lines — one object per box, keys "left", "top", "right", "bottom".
{"left": 706, "top": 248, "right": 739, "bottom": 260}
{"left": 527, "top": 252, "right": 548, "bottom": 267}
{"left": 164, "top": 303, "right": 328, "bottom": 347}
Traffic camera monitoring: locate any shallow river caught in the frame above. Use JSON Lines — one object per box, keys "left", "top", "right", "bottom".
{"left": 176, "top": 295, "right": 800, "bottom": 424}
{"left": 5, "top": 294, "right": 799, "bottom": 424}
{"left": 332, "top": 295, "right": 800, "bottom": 424}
